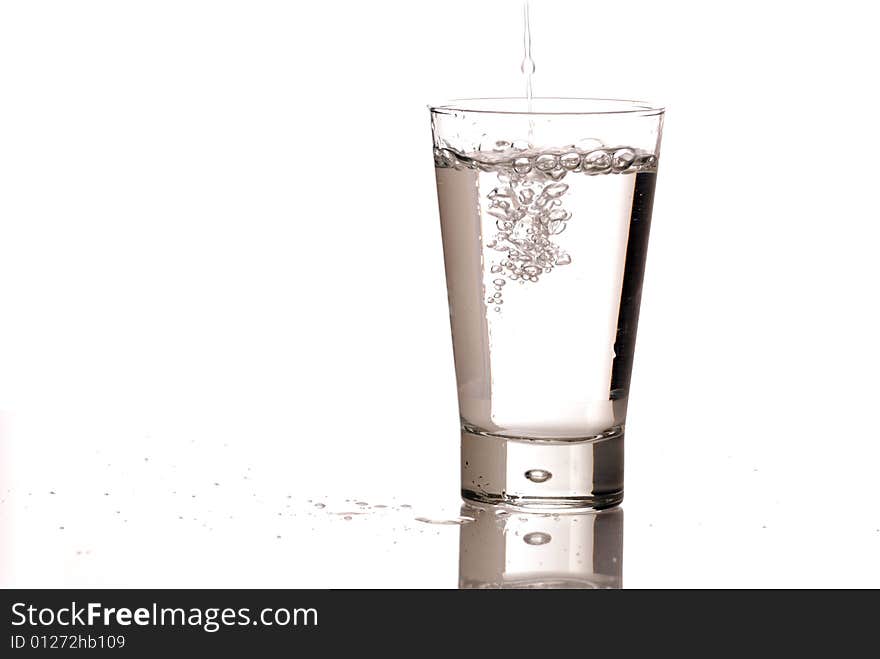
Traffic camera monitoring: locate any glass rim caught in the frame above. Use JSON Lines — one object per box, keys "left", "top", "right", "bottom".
{"left": 429, "top": 97, "right": 664, "bottom": 117}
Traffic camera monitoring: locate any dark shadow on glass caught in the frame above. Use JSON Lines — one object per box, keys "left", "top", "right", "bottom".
{"left": 458, "top": 503, "right": 623, "bottom": 589}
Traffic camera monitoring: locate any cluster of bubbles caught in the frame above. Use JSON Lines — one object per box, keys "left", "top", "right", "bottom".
{"left": 435, "top": 140, "right": 657, "bottom": 314}
{"left": 483, "top": 175, "right": 573, "bottom": 310}
{"left": 432, "top": 139, "right": 658, "bottom": 177}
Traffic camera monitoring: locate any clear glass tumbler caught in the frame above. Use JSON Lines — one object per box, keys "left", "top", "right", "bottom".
{"left": 430, "top": 98, "right": 664, "bottom": 509}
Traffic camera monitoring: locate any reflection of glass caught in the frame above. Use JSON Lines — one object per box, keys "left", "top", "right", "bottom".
{"left": 430, "top": 98, "right": 664, "bottom": 509}
{"left": 458, "top": 504, "right": 623, "bottom": 589}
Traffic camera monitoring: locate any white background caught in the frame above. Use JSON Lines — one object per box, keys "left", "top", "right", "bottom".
{"left": 1, "top": 0, "right": 879, "bottom": 588}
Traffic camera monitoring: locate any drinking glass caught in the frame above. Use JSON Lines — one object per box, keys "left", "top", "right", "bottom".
{"left": 430, "top": 98, "right": 664, "bottom": 509}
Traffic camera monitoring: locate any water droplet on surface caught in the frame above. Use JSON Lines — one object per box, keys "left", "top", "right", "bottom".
{"left": 415, "top": 516, "right": 474, "bottom": 525}
{"left": 523, "top": 532, "right": 551, "bottom": 546}
{"left": 525, "top": 469, "right": 552, "bottom": 483}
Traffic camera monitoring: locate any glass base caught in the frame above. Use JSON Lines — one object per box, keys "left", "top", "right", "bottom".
{"left": 460, "top": 427, "right": 624, "bottom": 510}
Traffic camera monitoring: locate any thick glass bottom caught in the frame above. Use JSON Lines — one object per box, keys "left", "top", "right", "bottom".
{"left": 460, "top": 427, "right": 624, "bottom": 511}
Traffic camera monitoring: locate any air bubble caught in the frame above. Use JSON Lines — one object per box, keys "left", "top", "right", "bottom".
{"left": 512, "top": 157, "right": 532, "bottom": 174}
{"left": 549, "top": 221, "right": 566, "bottom": 235}
{"left": 525, "top": 469, "right": 552, "bottom": 483}
{"left": 612, "top": 148, "right": 636, "bottom": 172}
{"left": 494, "top": 306, "right": 501, "bottom": 312}
{"left": 583, "top": 149, "right": 611, "bottom": 173}
{"left": 523, "top": 532, "right": 552, "bottom": 546}
{"left": 633, "top": 153, "right": 657, "bottom": 170}
{"left": 486, "top": 239, "right": 497, "bottom": 248}
{"left": 493, "top": 292, "right": 502, "bottom": 299}
{"left": 511, "top": 139, "right": 531, "bottom": 151}
{"left": 493, "top": 279, "right": 506, "bottom": 286}
{"left": 541, "top": 182, "right": 569, "bottom": 198}
{"left": 494, "top": 140, "right": 512, "bottom": 151}
{"left": 314, "top": 503, "right": 326, "bottom": 509}
{"left": 560, "top": 152, "right": 581, "bottom": 169}
{"left": 490, "top": 265, "right": 502, "bottom": 274}
{"left": 556, "top": 253, "right": 571, "bottom": 265}
{"left": 535, "top": 154, "right": 558, "bottom": 171}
